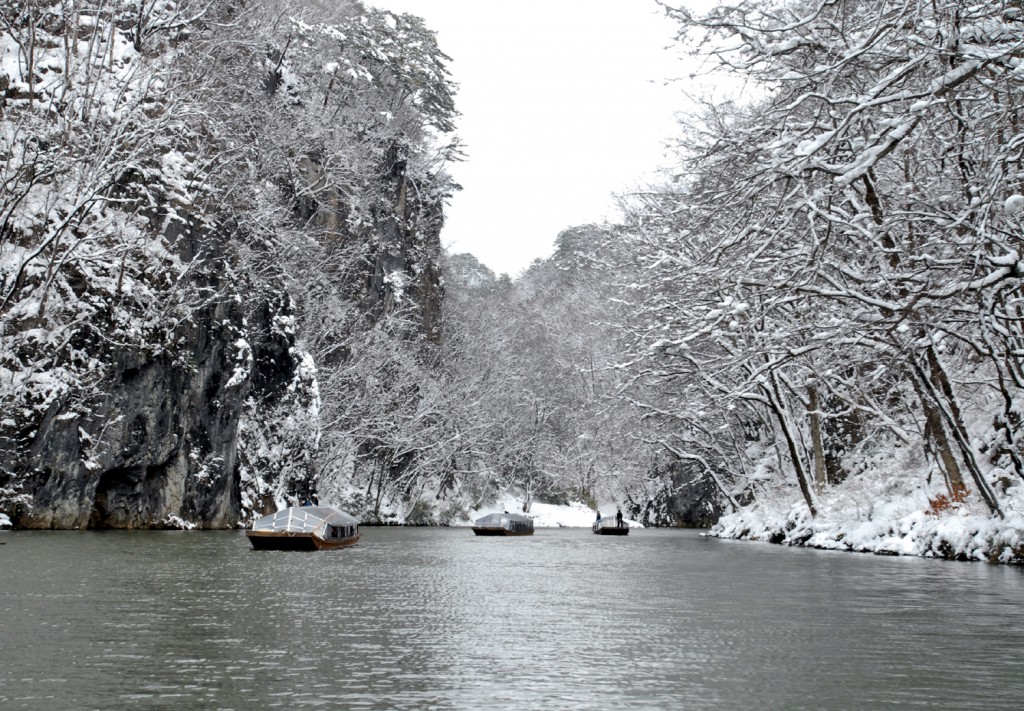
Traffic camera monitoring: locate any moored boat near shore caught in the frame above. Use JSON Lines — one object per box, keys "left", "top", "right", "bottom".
{"left": 246, "top": 506, "right": 360, "bottom": 550}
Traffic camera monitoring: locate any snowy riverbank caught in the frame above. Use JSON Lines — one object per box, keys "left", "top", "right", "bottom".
{"left": 709, "top": 477, "right": 1024, "bottom": 564}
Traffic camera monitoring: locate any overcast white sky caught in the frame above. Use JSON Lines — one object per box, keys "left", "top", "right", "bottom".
{"left": 368, "top": 1, "right": 716, "bottom": 276}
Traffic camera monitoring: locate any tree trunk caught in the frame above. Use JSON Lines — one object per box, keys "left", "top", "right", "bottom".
{"left": 807, "top": 385, "right": 828, "bottom": 492}
{"left": 769, "top": 374, "right": 817, "bottom": 517}
{"left": 922, "top": 395, "right": 964, "bottom": 495}
{"left": 373, "top": 461, "right": 387, "bottom": 517}
{"left": 925, "top": 348, "right": 1004, "bottom": 518}
{"left": 991, "top": 362, "right": 1024, "bottom": 481}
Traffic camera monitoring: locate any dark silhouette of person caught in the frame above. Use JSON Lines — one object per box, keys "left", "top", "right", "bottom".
{"left": 595, "top": 510, "right": 602, "bottom": 522}
{"left": 616, "top": 509, "right": 623, "bottom": 528}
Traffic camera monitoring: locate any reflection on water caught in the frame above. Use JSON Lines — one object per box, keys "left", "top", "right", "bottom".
{"left": 1, "top": 527, "right": 1023, "bottom": 709}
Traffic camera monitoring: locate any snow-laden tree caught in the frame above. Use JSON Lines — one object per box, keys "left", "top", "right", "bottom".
{"left": 617, "top": 0, "right": 1024, "bottom": 521}
{"left": 437, "top": 226, "right": 653, "bottom": 514}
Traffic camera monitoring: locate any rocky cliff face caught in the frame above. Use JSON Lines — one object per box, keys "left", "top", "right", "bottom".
{"left": 0, "top": 3, "right": 456, "bottom": 529}
{"left": 0, "top": 264, "right": 308, "bottom": 529}
{"left": 627, "top": 460, "right": 728, "bottom": 528}
{"left": 12, "top": 307, "right": 242, "bottom": 528}
{"left": 365, "top": 162, "right": 446, "bottom": 347}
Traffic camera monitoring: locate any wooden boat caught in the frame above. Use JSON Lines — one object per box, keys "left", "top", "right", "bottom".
{"left": 246, "top": 506, "right": 360, "bottom": 550}
{"left": 592, "top": 518, "right": 629, "bottom": 536}
{"left": 471, "top": 512, "right": 534, "bottom": 536}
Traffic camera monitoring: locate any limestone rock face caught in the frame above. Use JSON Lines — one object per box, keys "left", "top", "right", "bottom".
{"left": 0, "top": 2, "right": 455, "bottom": 531}
{"left": 666, "top": 473, "right": 727, "bottom": 528}
{"left": 367, "top": 213, "right": 444, "bottom": 345}
{"left": 630, "top": 461, "right": 728, "bottom": 528}
{"left": 3, "top": 293, "right": 294, "bottom": 529}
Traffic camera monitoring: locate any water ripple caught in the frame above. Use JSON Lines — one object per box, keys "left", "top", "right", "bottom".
{"left": 1, "top": 528, "right": 1023, "bottom": 709}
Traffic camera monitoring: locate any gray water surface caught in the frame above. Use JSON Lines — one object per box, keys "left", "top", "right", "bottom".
{"left": 1, "top": 527, "right": 1022, "bottom": 710}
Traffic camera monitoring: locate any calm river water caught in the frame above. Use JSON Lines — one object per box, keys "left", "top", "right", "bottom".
{"left": 1, "top": 527, "right": 1023, "bottom": 710}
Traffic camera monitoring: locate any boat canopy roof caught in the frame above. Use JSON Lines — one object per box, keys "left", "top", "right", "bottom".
{"left": 252, "top": 506, "right": 359, "bottom": 533}
{"left": 474, "top": 512, "right": 533, "bottom": 527}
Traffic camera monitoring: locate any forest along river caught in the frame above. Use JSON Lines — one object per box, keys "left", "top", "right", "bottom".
{"left": 2, "top": 528, "right": 1023, "bottom": 710}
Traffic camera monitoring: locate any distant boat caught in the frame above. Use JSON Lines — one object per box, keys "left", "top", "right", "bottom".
{"left": 471, "top": 512, "right": 534, "bottom": 536}
{"left": 246, "top": 506, "right": 360, "bottom": 550}
{"left": 592, "top": 518, "right": 629, "bottom": 536}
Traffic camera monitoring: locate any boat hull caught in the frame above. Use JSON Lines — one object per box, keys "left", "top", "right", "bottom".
{"left": 246, "top": 530, "right": 361, "bottom": 550}
{"left": 592, "top": 525, "right": 629, "bottom": 536}
{"left": 471, "top": 526, "right": 533, "bottom": 536}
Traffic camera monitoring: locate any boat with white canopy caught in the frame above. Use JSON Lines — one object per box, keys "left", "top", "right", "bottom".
{"left": 471, "top": 512, "right": 534, "bottom": 536}
{"left": 246, "top": 506, "right": 360, "bottom": 550}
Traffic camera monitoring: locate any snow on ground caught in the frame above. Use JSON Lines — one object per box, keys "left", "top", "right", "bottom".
{"left": 710, "top": 475, "right": 1024, "bottom": 564}
{"left": 0, "top": 513, "right": 11, "bottom": 528}
{"left": 461, "top": 494, "right": 643, "bottom": 528}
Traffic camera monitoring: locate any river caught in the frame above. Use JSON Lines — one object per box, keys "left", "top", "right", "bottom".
{"left": 1, "top": 527, "right": 1022, "bottom": 709}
